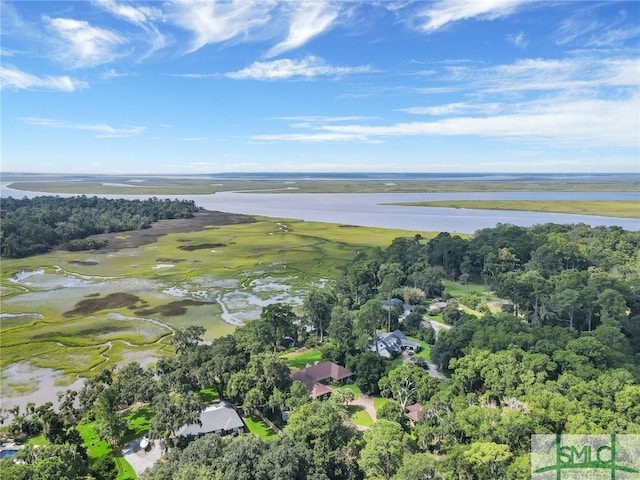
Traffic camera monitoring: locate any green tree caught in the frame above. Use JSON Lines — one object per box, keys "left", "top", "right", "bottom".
{"left": 379, "top": 363, "right": 439, "bottom": 413}
{"left": 465, "top": 441, "right": 513, "bottom": 480}
{"left": 260, "top": 303, "right": 297, "bottom": 352}
{"left": 191, "top": 335, "right": 247, "bottom": 399}
{"left": 95, "top": 387, "right": 126, "bottom": 449}
{"left": 347, "top": 351, "right": 386, "bottom": 395}
{"left": 218, "top": 434, "right": 266, "bottom": 480}
{"left": 378, "top": 262, "right": 404, "bottom": 332}
{"left": 149, "top": 391, "right": 204, "bottom": 444}
{"left": 354, "top": 299, "right": 385, "bottom": 352}
{"left": 228, "top": 353, "right": 291, "bottom": 412}
{"left": 391, "top": 452, "right": 441, "bottom": 480}
{"left": 327, "top": 305, "right": 356, "bottom": 362}
{"left": 172, "top": 325, "right": 206, "bottom": 356}
{"left": 359, "top": 419, "right": 406, "bottom": 480}
{"left": 283, "top": 400, "right": 359, "bottom": 478}
{"left": 304, "top": 288, "right": 335, "bottom": 343}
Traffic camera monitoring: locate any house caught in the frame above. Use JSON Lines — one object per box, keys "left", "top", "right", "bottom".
{"left": 406, "top": 403, "right": 423, "bottom": 423}
{"left": 176, "top": 401, "right": 245, "bottom": 437}
{"left": 290, "top": 361, "right": 354, "bottom": 399}
{"left": 370, "top": 329, "right": 421, "bottom": 358}
{"left": 428, "top": 301, "right": 448, "bottom": 313}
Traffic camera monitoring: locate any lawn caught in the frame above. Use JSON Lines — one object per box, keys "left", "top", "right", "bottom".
{"left": 77, "top": 422, "right": 136, "bottom": 480}
{"left": 198, "top": 387, "right": 220, "bottom": 404}
{"left": 443, "top": 279, "right": 488, "bottom": 297}
{"left": 406, "top": 337, "right": 431, "bottom": 362}
{"left": 373, "top": 397, "right": 390, "bottom": 414}
{"left": 283, "top": 349, "right": 323, "bottom": 370}
{"left": 347, "top": 406, "right": 374, "bottom": 427}
{"left": 244, "top": 414, "right": 278, "bottom": 440}
{"left": 122, "top": 406, "right": 155, "bottom": 444}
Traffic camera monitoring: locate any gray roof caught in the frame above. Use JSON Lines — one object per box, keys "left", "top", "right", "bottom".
{"left": 176, "top": 401, "right": 244, "bottom": 436}
{"left": 371, "top": 329, "right": 420, "bottom": 357}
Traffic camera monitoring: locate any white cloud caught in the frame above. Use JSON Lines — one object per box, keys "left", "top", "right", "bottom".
{"left": 418, "top": 0, "right": 534, "bottom": 33}
{"left": 44, "top": 16, "right": 125, "bottom": 68}
{"left": 398, "top": 103, "right": 502, "bottom": 116}
{"left": 0, "top": 66, "right": 88, "bottom": 91}
{"left": 506, "top": 31, "right": 527, "bottom": 48}
{"left": 93, "top": 0, "right": 167, "bottom": 58}
{"left": 225, "top": 56, "right": 370, "bottom": 80}
{"left": 21, "top": 117, "right": 146, "bottom": 137}
{"left": 92, "top": 0, "right": 161, "bottom": 25}
{"left": 556, "top": 8, "right": 640, "bottom": 49}
{"left": 253, "top": 96, "right": 639, "bottom": 148}
{"left": 170, "top": 0, "right": 276, "bottom": 53}
{"left": 267, "top": 1, "right": 339, "bottom": 57}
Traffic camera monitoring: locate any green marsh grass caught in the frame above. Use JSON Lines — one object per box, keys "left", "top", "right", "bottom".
{"left": 1, "top": 217, "right": 430, "bottom": 386}
{"left": 390, "top": 200, "right": 640, "bottom": 219}
{"left": 7, "top": 176, "right": 639, "bottom": 195}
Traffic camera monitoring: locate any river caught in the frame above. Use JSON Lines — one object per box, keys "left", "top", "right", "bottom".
{"left": 1, "top": 184, "right": 638, "bottom": 233}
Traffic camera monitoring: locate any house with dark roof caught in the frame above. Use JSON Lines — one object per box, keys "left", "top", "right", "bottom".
{"left": 176, "top": 401, "right": 245, "bottom": 437}
{"left": 290, "top": 361, "right": 354, "bottom": 399}
{"left": 370, "top": 329, "right": 421, "bottom": 358}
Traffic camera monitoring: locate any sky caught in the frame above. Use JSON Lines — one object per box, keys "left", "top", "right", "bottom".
{"left": 1, "top": 0, "right": 639, "bottom": 174}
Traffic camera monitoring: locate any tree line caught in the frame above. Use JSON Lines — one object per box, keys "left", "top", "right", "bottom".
{"left": 1, "top": 221, "right": 638, "bottom": 479}
{"left": 0, "top": 196, "right": 200, "bottom": 258}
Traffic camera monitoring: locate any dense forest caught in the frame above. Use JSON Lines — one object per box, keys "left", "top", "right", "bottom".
{"left": 0, "top": 196, "right": 200, "bottom": 258}
{"left": 1, "top": 222, "right": 638, "bottom": 479}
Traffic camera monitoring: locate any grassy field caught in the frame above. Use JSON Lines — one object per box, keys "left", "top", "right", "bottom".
{"left": 389, "top": 200, "right": 640, "bottom": 219}
{"left": 5, "top": 175, "right": 639, "bottom": 195}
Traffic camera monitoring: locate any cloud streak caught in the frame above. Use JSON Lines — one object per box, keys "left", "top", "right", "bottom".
{"left": 267, "top": 1, "right": 339, "bottom": 57}
{"left": 418, "top": 0, "right": 535, "bottom": 32}
{"left": 253, "top": 96, "right": 639, "bottom": 148}
{"left": 170, "top": 0, "right": 275, "bottom": 53}
{"left": 225, "top": 56, "right": 371, "bottom": 80}
{"left": 21, "top": 117, "right": 146, "bottom": 137}
{"left": 0, "top": 66, "right": 88, "bottom": 91}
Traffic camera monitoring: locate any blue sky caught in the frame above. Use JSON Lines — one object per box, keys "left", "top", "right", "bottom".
{"left": 1, "top": 0, "right": 639, "bottom": 174}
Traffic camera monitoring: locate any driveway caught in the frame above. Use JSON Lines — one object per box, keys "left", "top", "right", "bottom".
{"left": 122, "top": 436, "right": 162, "bottom": 477}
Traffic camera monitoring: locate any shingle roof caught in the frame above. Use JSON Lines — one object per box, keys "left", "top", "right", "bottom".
{"left": 290, "top": 361, "right": 353, "bottom": 398}
{"left": 406, "top": 403, "right": 423, "bottom": 422}
{"left": 176, "top": 401, "right": 244, "bottom": 436}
